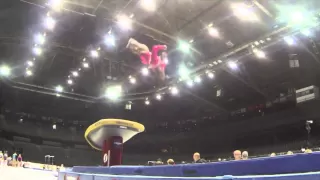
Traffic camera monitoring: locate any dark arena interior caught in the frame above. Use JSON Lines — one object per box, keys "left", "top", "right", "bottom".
{"left": 2, "top": 0, "right": 320, "bottom": 179}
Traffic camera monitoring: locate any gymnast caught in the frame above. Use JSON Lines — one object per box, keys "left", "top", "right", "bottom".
{"left": 126, "top": 38, "right": 167, "bottom": 81}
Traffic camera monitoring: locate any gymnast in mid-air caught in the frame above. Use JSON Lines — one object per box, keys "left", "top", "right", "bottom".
{"left": 126, "top": 38, "right": 168, "bottom": 81}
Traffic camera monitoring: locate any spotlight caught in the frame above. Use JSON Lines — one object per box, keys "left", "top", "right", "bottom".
{"left": 52, "top": 124, "right": 57, "bottom": 130}
{"left": 284, "top": 36, "right": 295, "bottom": 45}
{"left": 27, "top": 61, "right": 34, "bottom": 67}
{"left": 253, "top": 49, "right": 266, "bottom": 58}
{"left": 178, "top": 65, "right": 190, "bottom": 80}
{"left": 105, "top": 85, "right": 122, "bottom": 101}
{"left": 56, "top": 93, "right": 61, "bottom": 97}
{"left": 145, "top": 99, "right": 150, "bottom": 105}
{"left": 83, "top": 62, "right": 89, "bottom": 68}
{"left": 90, "top": 50, "right": 99, "bottom": 58}
{"left": 194, "top": 76, "right": 201, "bottom": 83}
{"left": 35, "top": 34, "right": 45, "bottom": 45}
{"left": 129, "top": 77, "right": 136, "bottom": 84}
{"left": 44, "top": 16, "right": 56, "bottom": 30}
{"left": 186, "top": 79, "right": 194, "bottom": 87}
{"left": 208, "top": 27, "right": 219, "bottom": 37}
{"left": 231, "top": 3, "right": 259, "bottom": 22}
{"left": 141, "top": 67, "right": 149, "bottom": 76}
{"left": 104, "top": 35, "right": 116, "bottom": 47}
{"left": 156, "top": 94, "right": 162, "bottom": 100}
{"left": 72, "top": 71, "right": 79, "bottom": 77}
{"left": 33, "top": 47, "right": 43, "bottom": 56}
{"left": 55, "top": 85, "right": 63, "bottom": 93}
{"left": 228, "top": 61, "right": 238, "bottom": 70}
{"left": 67, "top": 79, "right": 73, "bottom": 85}
{"left": 170, "top": 86, "right": 179, "bottom": 95}
{"left": 178, "top": 41, "right": 190, "bottom": 53}
{"left": 140, "top": 0, "right": 156, "bottom": 12}
{"left": 207, "top": 72, "right": 214, "bottom": 79}
{"left": 0, "top": 65, "right": 11, "bottom": 77}
{"left": 48, "top": 0, "right": 63, "bottom": 11}
{"left": 255, "top": 50, "right": 266, "bottom": 59}
{"left": 117, "top": 14, "right": 132, "bottom": 30}
{"left": 26, "top": 70, "right": 33, "bottom": 76}
{"left": 301, "top": 29, "right": 311, "bottom": 37}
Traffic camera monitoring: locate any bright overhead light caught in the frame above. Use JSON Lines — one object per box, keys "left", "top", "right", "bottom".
{"left": 117, "top": 14, "right": 132, "bottom": 30}
{"left": 208, "top": 27, "right": 219, "bottom": 37}
{"left": 141, "top": 67, "right": 149, "bottom": 76}
{"left": 194, "top": 76, "right": 201, "bottom": 83}
{"left": 104, "top": 35, "right": 116, "bottom": 47}
{"left": 67, "top": 79, "right": 73, "bottom": 85}
{"left": 301, "top": 29, "right": 311, "bottom": 36}
{"left": 178, "top": 65, "right": 190, "bottom": 80}
{"left": 105, "top": 85, "right": 122, "bottom": 101}
{"left": 129, "top": 77, "right": 136, "bottom": 84}
{"left": 48, "top": 0, "right": 63, "bottom": 11}
{"left": 91, "top": 50, "right": 99, "bottom": 58}
{"left": 231, "top": 3, "right": 259, "bottom": 22}
{"left": 44, "top": 16, "right": 56, "bottom": 30}
{"left": 27, "top": 61, "right": 34, "bottom": 67}
{"left": 140, "top": 0, "right": 156, "bottom": 12}
{"left": 55, "top": 85, "right": 63, "bottom": 93}
{"left": 284, "top": 36, "right": 295, "bottom": 45}
{"left": 253, "top": 49, "right": 266, "bottom": 59}
{"left": 0, "top": 65, "right": 11, "bottom": 77}
{"left": 33, "top": 47, "right": 43, "bottom": 56}
{"left": 156, "top": 94, "right": 162, "bottom": 100}
{"left": 26, "top": 70, "right": 33, "bottom": 76}
{"left": 170, "top": 86, "right": 179, "bottom": 95}
{"left": 178, "top": 41, "right": 191, "bottom": 53}
{"left": 83, "top": 62, "right": 89, "bottom": 68}
{"left": 228, "top": 61, "right": 238, "bottom": 70}
{"left": 72, "top": 71, "right": 79, "bottom": 77}
{"left": 186, "top": 79, "right": 194, "bottom": 87}
{"left": 207, "top": 72, "right": 214, "bottom": 79}
{"left": 35, "top": 34, "right": 45, "bottom": 45}
{"left": 52, "top": 124, "right": 57, "bottom": 129}
{"left": 145, "top": 99, "right": 150, "bottom": 105}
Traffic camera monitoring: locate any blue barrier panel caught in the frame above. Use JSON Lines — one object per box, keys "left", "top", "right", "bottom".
{"left": 72, "top": 153, "right": 320, "bottom": 177}
{"left": 59, "top": 171, "right": 320, "bottom": 180}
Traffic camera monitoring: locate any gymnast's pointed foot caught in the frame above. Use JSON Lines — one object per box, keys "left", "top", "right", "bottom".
{"left": 126, "top": 38, "right": 134, "bottom": 48}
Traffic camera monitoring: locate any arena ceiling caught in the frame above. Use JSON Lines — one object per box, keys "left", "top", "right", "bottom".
{"left": 1, "top": 0, "right": 320, "bottom": 122}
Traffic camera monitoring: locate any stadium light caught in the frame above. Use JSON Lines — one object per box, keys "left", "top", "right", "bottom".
{"left": 105, "top": 85, "right": 122, "bottom": 101}
{"left": 35, "top": 33, "right": 45, "bottom": 45}
{"left": 104, "top": 34, "right": 116, "bottom": 47}
{"left": 48, "top": 0, "right": 63, "bottom": 11}
{"left": 116, "top": 14, "right": 132, "bottom": 30}
{"left": 228, "top": 61, "right": 238, "bottom": 70}
{"left": 141, "top": 67, "right": 149, "bottom": 76}
{"left": 90, "top": 50, "right": 99, "bottom": 58}
{"left": 55, "top": 85, "right": 63, "bottom": 93}
{"left": 26, "top": 70, "right": 33, "bottom": 76}
{"left": 156, "top": 94, "right": 162, "bottom": 100}
{"left": 170, "top": 86, "right": 179, "bottom": 95}
{"left": 208, "top": 27, "right": 219, "bottom": 37}
{"left": 33, "top": 47, "right": 43, "bottom": 56}
{"left": 44, "top": 16, "right": 56, "bottom": 30}
{"left": 0, "top": 65, "right": 11, "bottom": 77}
{"left": 140, "top": 0, "right": 156, "bottom": 12}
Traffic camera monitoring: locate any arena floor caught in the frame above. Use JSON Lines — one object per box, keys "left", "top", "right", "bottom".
{"left": 0, "top": 166, "right": 57, "bottom": 180}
